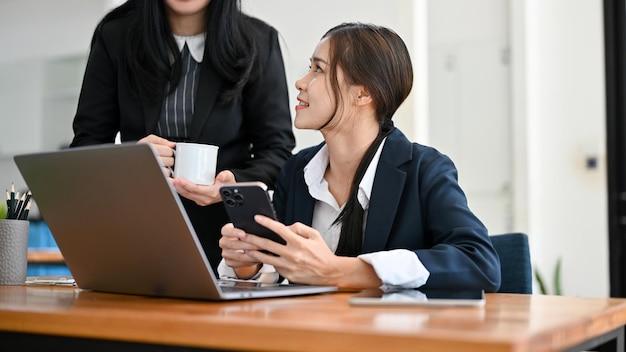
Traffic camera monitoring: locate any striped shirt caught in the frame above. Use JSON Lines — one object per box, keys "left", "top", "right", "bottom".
{"left": 157, "top": 40, "right": 202, "bottom": 141}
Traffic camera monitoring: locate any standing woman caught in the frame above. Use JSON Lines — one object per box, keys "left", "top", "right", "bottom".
{"left": 70, "top": 0, "right": 295, "bottom": 271}
{"left": 219, "top": 23, "right": 501, "bottom": 291}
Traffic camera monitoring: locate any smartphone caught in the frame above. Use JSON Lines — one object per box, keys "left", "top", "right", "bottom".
{"left": 348, "top": 288, "right": 485, "bottom": 307}
{"left": 219, "top": 182, "right": 286, "bottom": 245}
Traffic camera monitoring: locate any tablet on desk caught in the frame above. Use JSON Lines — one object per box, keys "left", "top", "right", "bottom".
{"left": 349, "top": 288, "right": 485, "bottom": 307}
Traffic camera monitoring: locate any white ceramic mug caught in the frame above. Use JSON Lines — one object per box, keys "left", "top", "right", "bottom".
{"left": 173, "top": 143, "right": 219, "bottom": 185}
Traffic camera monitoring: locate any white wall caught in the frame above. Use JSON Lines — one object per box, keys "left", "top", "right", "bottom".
{"left": 427, "top": 0, "right": 513, "bottom": 236}
{"left": 0, "top": 0, "right": 103, "bottom": 65}
{"left": 0, "top": 61, "right": 44, "bottom": 154}
{"left": 0, "top": 0, "right": 104, "bottom": 155}
{"left": 520, "top": 0, "right": 608, "bottom": 297}
{"left": 241, "top": 0, "right": 417, "bottom": 151}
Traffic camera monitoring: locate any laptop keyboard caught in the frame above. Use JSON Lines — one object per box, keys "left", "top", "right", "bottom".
{"left": 220, "top": 283, "right": 306, "bottom": 292}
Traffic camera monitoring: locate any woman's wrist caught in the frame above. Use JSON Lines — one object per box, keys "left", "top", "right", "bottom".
{"left": 330, "top": 257, "right": 382, "bottom": 289}
{"left": 234, "top": 263, "right": 263, "bottom": 279}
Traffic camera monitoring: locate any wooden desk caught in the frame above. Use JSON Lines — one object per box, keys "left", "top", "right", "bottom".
{"left": 0, "top": 285, "right": 625, "bottom": 352}
{"left": 27, "top": 250, "right": 64, "bottom": 264}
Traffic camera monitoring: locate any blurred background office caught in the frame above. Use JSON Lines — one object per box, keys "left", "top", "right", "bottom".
{"left": 0, "top": 0, "right": 609, "bottom": 297}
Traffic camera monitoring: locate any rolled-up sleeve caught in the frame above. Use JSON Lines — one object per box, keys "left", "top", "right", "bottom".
{"left": 358, "top": 249, "right": 430, "bottom": 288}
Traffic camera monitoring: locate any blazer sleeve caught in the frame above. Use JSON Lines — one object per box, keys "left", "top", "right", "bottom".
{"left": 413, "top": 151, "right": 501, "bottom": 292}
{"left": 233, "top": 25, "right": 295, "bottom": 187}
{"left": 70, "top": 22, "right": 122, "bottom": 147}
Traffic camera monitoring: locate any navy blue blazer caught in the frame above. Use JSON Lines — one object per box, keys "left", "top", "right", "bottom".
{"left": 273, "top": 129, "right": 501, "bottom": 292}
{"left": 70, "top": 15, "right": 295, "bottom": 271}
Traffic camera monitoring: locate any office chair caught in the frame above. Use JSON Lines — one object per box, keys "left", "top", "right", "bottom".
{"left": 490, "top": 233, "right": 532, "bottom": 294}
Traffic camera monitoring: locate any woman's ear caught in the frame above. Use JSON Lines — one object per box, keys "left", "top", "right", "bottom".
{"left": 352, "top": 85, "right": 372, "bottom": 106}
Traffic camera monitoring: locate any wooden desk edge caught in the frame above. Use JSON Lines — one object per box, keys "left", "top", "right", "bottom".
{"left": 27, "top": 250, "right": 65, "bottom": 264}
{"left": 3, "top": 289, "right": 626, "bottom": 352}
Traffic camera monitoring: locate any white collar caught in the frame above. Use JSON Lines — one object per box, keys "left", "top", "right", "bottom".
{"left": 303, "top": 138, "right": 387, "bottom": 211}
{"left": 173, "top": 33, "right": 205, "bottom": 62}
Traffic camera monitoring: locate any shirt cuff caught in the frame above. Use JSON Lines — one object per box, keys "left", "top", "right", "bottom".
{"left": 357, "top": 249, "right": 430, "bottom": 288}
{"left": 217, "top": 259, "right": 280, "bottom": 284}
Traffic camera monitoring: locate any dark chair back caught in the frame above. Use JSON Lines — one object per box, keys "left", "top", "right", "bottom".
{"left": 490, "top": 233, "right": 532, "bottom": 294}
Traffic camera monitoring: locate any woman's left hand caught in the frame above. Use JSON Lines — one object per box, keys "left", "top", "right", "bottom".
{"left": 242, "top": 215, "right": 343, "bottom": 286}
{"left": 171, "top": 170, "right": 235, "bottom": 206}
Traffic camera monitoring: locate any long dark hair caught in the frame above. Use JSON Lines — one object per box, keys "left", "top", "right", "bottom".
{"left": 322, "top": 23, "right": 414, "bottom": 256}
{"left": 95, "top": 0, "right": 256, "bottom": 103}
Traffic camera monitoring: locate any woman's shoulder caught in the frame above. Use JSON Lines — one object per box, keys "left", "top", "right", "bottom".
{"left": 283, "top": 143, "right": 325, "bottom": 169}
{"left": 241, "top": 14, "right": 279, "bottom": 38}
{"left": 94, "top": 14, "right": 131, "bottom": 41}
{"left": 384, "top": 129, "right": 455, "bottom": 170}
{"left": 87, "top": 14, "right": 131, "bottom": 59}
{"left": 297, "top": 142, "right": 325, "bottom": 157}
{"left": 385, "top": 129, "right": 444, "bottom": 158}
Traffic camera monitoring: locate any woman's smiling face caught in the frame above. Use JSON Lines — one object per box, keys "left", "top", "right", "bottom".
{"left": 294, "top": 38, "right": 346, "bottom": 131}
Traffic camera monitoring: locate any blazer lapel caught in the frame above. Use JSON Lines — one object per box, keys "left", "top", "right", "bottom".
{"left": 291, "top": 161, "right": 316, "bottom": 226}
{"left": 362, "top": 130, "right": 412, "bottom": 252}
{"left": 189, "top": 62, "right": 223, "bottom": 141}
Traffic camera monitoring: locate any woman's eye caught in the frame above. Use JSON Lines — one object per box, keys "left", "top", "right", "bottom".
{"left": 308, "top": 65, "right": 323, "bottom": 73}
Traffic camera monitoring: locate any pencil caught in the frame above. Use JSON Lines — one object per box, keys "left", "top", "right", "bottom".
{"left": 21, "top": 193, "right": 32, "bottom": 220}
{"left": 22, "top": 191, "right": 32, "bottom": 216}
{"left": 13, "top": 193, "right": 26, "bottom": 220}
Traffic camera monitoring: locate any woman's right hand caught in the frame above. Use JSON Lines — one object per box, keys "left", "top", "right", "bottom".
{"left": 137, "top": 134, "right": 176, "bottom": 177}
{"left": 220, "top": 223, "right": 263, "bottom": 279}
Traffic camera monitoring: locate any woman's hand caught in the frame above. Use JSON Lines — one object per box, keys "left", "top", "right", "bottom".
{"left": 220, "top": 222, "right": 264, "bottom": 279}
{"left": 137, "top": 134, "right": 176, "bottom": 177}
{"left": 232, "top": 216, "right": 343, "bottom": 286}
{"left": 220, "top": 215, "right": 381, "bottom": 288}
{"left": 171, "top": 170, "right": 235, "bottom": 206}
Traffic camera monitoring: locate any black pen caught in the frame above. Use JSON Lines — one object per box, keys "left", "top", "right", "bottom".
{"left": 9, "top": 184, "right": 15, "bottom": 219}
{"left": 20, "top": 199, "right": 31, "bottom": 220}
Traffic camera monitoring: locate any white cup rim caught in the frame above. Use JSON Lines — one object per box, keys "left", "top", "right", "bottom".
{"left": 176, "top": 142, "right": 219, "bottom": 149}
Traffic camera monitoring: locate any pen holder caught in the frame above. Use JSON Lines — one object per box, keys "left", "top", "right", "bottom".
{"left": 0, "top": 219, "right": 29, "bottom": 285}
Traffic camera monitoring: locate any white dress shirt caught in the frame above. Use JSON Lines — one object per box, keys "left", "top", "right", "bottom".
{"left": 173, "top": 33, "right": 205, "bottom": 62}
{"left": 305, "top": 141, "right": 429, "bottom": 288}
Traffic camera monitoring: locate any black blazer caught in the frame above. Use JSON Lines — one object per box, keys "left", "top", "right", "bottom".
{"left": 273, "top": 129, "right": 501, "bottom": 292}
{"left": 70, "top": 15, "right": 295, "bottom": 271}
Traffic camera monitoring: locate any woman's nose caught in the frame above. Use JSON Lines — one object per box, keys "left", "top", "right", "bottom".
{"left": 295, "top": 77, "right": 305, "bottom": 91}
{"left": 295, "top": 72, "right": 310, "bottom": 91}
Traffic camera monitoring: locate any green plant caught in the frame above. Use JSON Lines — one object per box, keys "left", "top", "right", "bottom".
{"left": 534, "top": 257, "right": 562, "bottom": 295}
{"left": 0, "top": 202, "right": 5, "bottom": 219}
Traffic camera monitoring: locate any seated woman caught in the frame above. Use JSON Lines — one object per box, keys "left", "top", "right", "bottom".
{"left": 218, "top": 22, "right": 501, "bottom": 291}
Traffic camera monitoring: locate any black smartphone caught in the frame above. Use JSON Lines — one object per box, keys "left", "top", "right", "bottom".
{"left": 219, "top": 182, "right": 286, "bottom": 245}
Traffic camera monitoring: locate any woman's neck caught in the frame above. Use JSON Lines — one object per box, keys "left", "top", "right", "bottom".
{"left": 323, "top": 112, "right": 379, "bottom": 170}
{"left": 167, "top": 12, "right": 205, "bottom": 36}
{"left": 322, "top": 114, "right": 380, "bottom": 206}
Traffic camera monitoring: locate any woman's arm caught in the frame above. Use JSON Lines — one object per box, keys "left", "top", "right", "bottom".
{"left": 70, "top": 22, "right": 122, "bottom": 147}
{"left": 235, "top": 24, "right": 295, "bottom": 187}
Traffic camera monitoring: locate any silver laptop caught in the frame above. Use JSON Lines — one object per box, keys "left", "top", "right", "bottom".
{"left": 14, "top": 143, "right": 337, "bottom": 300}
